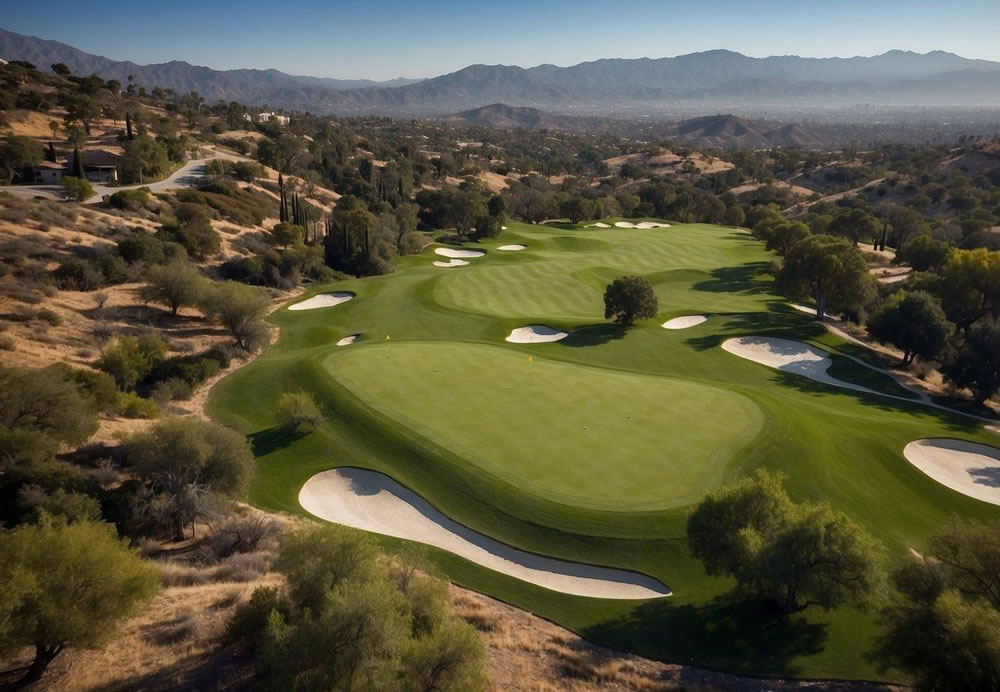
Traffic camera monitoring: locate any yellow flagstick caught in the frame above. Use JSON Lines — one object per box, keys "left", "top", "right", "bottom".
{"left": 385, "top": 334, "right": 391, "bottom": 359}
{"left": 528, "top": 355, "right": 533, "bottom": 387}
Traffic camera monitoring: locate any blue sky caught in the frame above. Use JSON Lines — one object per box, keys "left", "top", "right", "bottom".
{"left": 2, "top": 0, "right": 999, "bottom": 80}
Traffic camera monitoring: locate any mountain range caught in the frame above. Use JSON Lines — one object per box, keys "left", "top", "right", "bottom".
{"left": 3, "top": 27, "right": 1000, "bottom": 116}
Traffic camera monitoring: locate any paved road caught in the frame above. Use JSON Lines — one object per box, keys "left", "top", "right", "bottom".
{"left": 1, "top": 148, "right": 246, "bottom": 204}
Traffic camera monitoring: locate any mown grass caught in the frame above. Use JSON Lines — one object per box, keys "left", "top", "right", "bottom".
{"left": 207, "top": 220, "right": 1000, "bottom": 682}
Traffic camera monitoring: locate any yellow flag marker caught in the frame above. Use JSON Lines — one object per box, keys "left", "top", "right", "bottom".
{"left": 385, "top": 335, "right": 391, "bottom": 342}
{"left": 528, "top": 355, "right": 533, "bottom": 364}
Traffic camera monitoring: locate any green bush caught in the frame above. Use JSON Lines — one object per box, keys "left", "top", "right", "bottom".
{"left": 107, "top": 188, "right": 151, "bottom": 211}
{"left": 115, "top": 392, "right": 160, "bottom": 419}
{"left": 61, "top": 176, "right": 94, "bottom": 202}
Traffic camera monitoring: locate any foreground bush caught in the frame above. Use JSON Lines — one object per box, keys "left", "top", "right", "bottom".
{"left": 0, "top": 517, "right": 160, "bottom": 684}
{"left": 61, "top": 175, "right": 94, "bottom": 202}
{"left": 230, "top": 524, "right": 486, "bottom": 690}
{"left": 275, "top": 390, "right": 323, "bottom": 432}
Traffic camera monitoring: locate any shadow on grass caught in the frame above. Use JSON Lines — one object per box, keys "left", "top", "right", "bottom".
{"left": 562, "top": 323, "right": 628, "bottom": 347}
{"left": 250, "top": 426, "right": 310, "bottom": 457}
{"left": 584, "top": 592, "right": 827, "bottom": 677}
{"left": 693, "top": 263, "right": 773, "bottom": 295}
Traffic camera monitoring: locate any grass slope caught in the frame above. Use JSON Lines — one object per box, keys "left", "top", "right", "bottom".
{"left": 208, "top": 220, "right": 1000, "bottom": 682}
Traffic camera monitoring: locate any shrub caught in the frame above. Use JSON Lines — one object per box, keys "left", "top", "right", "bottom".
{"left": 107, "top": 188, "right": 151, "bottom": 211}
{"left": 115, "top": 392, "right": 160, "bottom": 419}
{"left": 275, "top": 390, "right": 323, "bottom": 431}
{"left": 97, "top": 335, "right": 168, "bottom": 391}
{"left": 61, "top": 175, "right": 95, "bottom": 202}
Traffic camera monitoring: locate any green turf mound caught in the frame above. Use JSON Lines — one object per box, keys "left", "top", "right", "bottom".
{"left": 327, "top": 341, "right": 764, "bottom": 509}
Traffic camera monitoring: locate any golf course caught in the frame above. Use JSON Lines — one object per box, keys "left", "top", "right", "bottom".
{"left": 207, "top": 219, "right": 1000, "bottom": 681}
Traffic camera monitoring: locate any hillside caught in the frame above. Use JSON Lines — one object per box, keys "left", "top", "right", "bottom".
{"left": 661, "top": 114, "right": 830, "bottom": 149}
{"left": 446, "top": 103, "right": 575, "bottom": 130}
{"left": 4, "top": 27, "right": 1000, "bottom": 116}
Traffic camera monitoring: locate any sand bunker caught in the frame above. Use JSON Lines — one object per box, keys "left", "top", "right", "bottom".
{"left": 904, "top": 439, "right": 1000, "bottom": 506}
{"left": 721, "top": 336, "right": 871, "bottom": 393}
{"left": 506, "top": 325, "right": 569, "bottom": 343}
{"left": 337, "top": 334, "right": 359, "bottom": 347}
{"left": 662, "top": 315, "right": 707, "bottom": 330}
{"left": 299, "top": 468, "right": 670, "bottom": 599}
{"left": 586, "top": 222, "right": 611, "bottom": 228}
{"left": 498, "top": 244, "right": 526, "bottom": 251}
{"left": 613, "top": 221, "right": 670, "bottom": 229}
{"left": 435, "top": 247, "right": 485, "bottom": 259}
{"left": 288, "top": 292, "right": 355, "bottom": 311}
{"left": 433, "top": 259, "right": 469, "bottom": 268}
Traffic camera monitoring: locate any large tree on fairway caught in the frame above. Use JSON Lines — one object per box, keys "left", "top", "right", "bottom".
{"left": 942, "top": 317, "right": 1000, "bottom": 404}
{"left": 0, "top": 518, "right": 159, "bottom": 684}
{"left": 687, "top": 471, "right": 884, "bottom": 614}
{"left": 777, "top": 234, "right": 876, "bottom": 320}
{"left": 867, "top": 290, "right": 951, "bottom": 366}
{"left": 603, "top": 276, "right": 658, "bottom": 326}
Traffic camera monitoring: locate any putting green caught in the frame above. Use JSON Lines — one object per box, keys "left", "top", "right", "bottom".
{"left": 328, "top": 341, "right": 763, "bottom": 509}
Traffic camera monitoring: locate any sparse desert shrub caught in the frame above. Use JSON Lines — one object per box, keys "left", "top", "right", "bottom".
{"left": 275, "top": 390, "right": 323, "bottom": 431}
{"left": 35, "top": 308, "right": 61, "bottom": 326}
{"left": 115, "top": 392, "right": 160, "bottom": 419}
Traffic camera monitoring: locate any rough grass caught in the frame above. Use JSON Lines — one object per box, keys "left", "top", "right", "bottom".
{"left": 207, "top": 220, "right": 1000, "bottom": 682}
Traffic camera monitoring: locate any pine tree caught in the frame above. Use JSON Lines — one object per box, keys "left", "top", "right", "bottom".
{"left": 71, "top": 147, "right": 85, "bottom": 179}
{"left": 46, "top": 142, "right": 56, "bottom": 163}
{"left": 125, "top": 112, "right": 134, "bottom": 141}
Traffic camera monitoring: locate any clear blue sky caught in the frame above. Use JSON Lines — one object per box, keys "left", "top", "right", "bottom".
{"left": 2, "top": 0, "right": 999, "bottom": 80}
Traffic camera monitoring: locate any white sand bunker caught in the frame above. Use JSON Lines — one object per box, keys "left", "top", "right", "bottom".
{"left": 614, "top": 221, "right": 671, "bottom": 229}
{"left": 435, "top": 247, "right": 485, "bottom": 259}
{"left": 300, "top": 468, "right": 670, "bottom": 599}
{"left": 586, "top": 222, "right": 611, "bottom": 228}
{"left": 904, "top": 439, "right": 1000, "bottom": 506}
{"left": 289, "top": 292, "right": 354, "bottom": 311}
{"left": 433, "top": 259, "right": 469, "bottom": 268}
{"left": 497, "top": 244, "right": 526, "bottom": 251}
{"left": 663, "top": 315, "right": 707, "bottom": 330}
{"left": 506, "top": 324, "right": 569, "bottom": 343}
{"left": 337, "top": 334, "right": 359, "bottom": 346}
{"left": 722, "top": 336, "right": 871, "bottom": 393}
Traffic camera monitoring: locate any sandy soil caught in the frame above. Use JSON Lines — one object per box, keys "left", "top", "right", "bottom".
{"left": 662, "top": 315, "right": 707, "bottom": 330}
{"left": 721, "top": 336, "right": 875, "bottom": 394}
{"left": 435, "top": 247, "right": 485, "bottom": 259}
{"left": 903, "top": 439, "right": 1000, "bottom": 506}
{"left": 506, "top": 325, "right": 569, "bottom": 343}
{"left": 497, "top": 244, "right": 526, "bottom": 251}
{"left": 585, "top": 222, "right": 610, "bottom": 228}
{"left": 434, "top": 258, "right": 470, "bottom": 267}
{"left": 298, "top": 468, "right": 670, "bottom": 600}
{"left": 336, "top": 334, "right": 359, "bottom": 346}
{"left": 287, "top": 292, "right": 354, "bottom": 311}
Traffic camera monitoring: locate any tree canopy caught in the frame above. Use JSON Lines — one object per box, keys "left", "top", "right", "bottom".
{"left": 603, "top": 276, "right": 658, "bottom": 326}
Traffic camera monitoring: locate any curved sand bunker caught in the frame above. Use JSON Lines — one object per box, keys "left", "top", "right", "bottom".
{"left": 288, "top": 292, "right": 355, "bottom": 311}
{"left": 663, "top": 315, "right": 707, "bottom": 330}
{"left": 497, "top": 244, "right": 526, "bottom": 251}
{"left": 433, "top": 259, "right": 469, "bottom": 268}
{"left": 586, "top": 222, "right": 611, "bottom": 228}
{"left": 904, "top": 439, "right": 1000, "bottom": 506}
{"left": 300, "top": 468, "right": 670, "bottom": 599}
{"left": 435, "top": 247, "right": 485, "bottom": 259}
{"left": 614, "top": 221, "right": 671, "bottom": 229}
{"left": 337, "top": 334, "right": 359, "bottom": 347}
{"left": 722, "top": 336, "right": 870, "bottom": 393}
{"left": 506, "top": 324, "right": 569, "bottom": 343}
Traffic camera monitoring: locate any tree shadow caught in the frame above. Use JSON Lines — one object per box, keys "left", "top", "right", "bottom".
{"left": 249, "top": 426, "right": 309, "bottom": 457}
{"left": 969, "top": 466, "right": 1000, "bottom": 488}
{"left": 693, "top": 263, "right": 773, "bottom": 295}
{"left": 562, "top": 323, "right": 628, "bottom": 347}
{"left": 584, "top": 591, "right": 828, "bottom": 678}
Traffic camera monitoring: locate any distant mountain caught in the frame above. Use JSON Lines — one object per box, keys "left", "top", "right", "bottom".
{"left": 3, "top": 27, "right": 1000, "bottom": 116}
{"left": 660, "top": 114, "right": 830, "bottom": 149}
{"left": 0, "top": 27, "right": 419, "bottom": 101}
{"left": 446, "top": 103, "right": 573, "bottom": 129}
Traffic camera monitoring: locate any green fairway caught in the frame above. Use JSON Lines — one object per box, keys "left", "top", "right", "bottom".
{"left": 330, "top": 341, "right": 763, "bottom": 509}
{"left": 207, "top": 219, "right": 1000, "bottom": 682}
